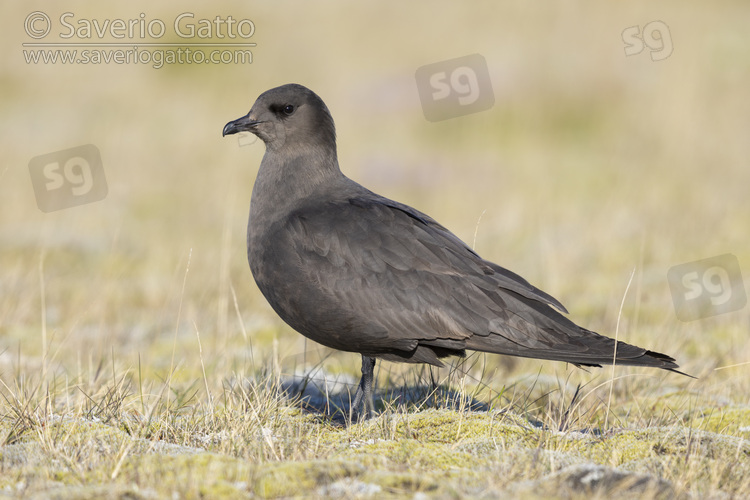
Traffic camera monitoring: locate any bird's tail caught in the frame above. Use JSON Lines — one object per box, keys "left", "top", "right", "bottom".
{"left": 465, "top": 323, "right": 693, "bottom": 378}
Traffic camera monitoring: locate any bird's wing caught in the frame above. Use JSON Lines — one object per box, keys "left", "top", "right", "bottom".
{"left": 283, "top": 194, "right": 565, "bottom": 346}
{"left": 374, "top": 196, "right": 570, "bottom": 313}
{"left": 284, "top": 193, "right": 679, "bottom": 370}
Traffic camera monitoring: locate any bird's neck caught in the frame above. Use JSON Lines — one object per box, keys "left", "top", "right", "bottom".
{"left": 249, "top": 145, "right": 342, "bottom": 228}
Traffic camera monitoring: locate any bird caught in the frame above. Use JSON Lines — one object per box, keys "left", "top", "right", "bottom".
{"left": 222, "top": 83, "right": 686, "bottom": 419}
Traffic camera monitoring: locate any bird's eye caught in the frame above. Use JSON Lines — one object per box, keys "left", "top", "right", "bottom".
{"left": 282, "top": 104, "right": 295, "bottom": 115}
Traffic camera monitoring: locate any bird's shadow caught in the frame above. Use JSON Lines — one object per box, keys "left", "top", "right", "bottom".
{"left": 274, "top": 369, "right": 607, "bottom": 435}
{"left": 279, "top": 373, "right": 493, "bottom": 426}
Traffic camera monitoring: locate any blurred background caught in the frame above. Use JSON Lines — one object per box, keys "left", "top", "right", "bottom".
{"left": 1, "top": 1, "right": 749, "bottom": 405}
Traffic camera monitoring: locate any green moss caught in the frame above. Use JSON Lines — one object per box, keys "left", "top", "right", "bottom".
{"left": 535, "top": 430, "right": 649, "bottom": 466}
{"left": 348, "top": 439, "right": 476, "bottom": 471}
{"left": 361, "top": 471, "right": 440, "bottom": 494}
{"left": 549, "top": 428, "right": 704, "bottom": 466}
{"left": 253, "top": 460, "right": 364, "bottom": 498}
{"left": 2, "top": 400, "right": 750, "bottom": 498}
{"left": 391, "top": 409, "right": 530, "bottom": 444}
{"left": 694, "top": 407, "right": 750, "bottom": 436}
{"left": 19, "top": 484, "right": 160, "bottom": 499}
{"left": 118, "top": 452, "right": 253, "bottom": 499}
{"left": 508, "top": 463, "right": 675, "bottom": 500}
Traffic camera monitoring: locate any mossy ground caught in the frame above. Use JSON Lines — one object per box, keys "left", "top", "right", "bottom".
{"left": 2, "top": 403, "right": 749, "bottom": 498}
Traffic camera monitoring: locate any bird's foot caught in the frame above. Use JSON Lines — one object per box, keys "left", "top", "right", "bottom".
{"left": 349, "top": 356, "right": 376, "bottom": 422}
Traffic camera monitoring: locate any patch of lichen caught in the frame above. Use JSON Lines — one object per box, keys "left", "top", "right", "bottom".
{"left": 535, "top": 425, "right": 750, "bottom": 496}
{"left": 0, "top": 417, "right": 266, "bottom": 498}
{"left": 0, "top": 441, "right": 54, "bottom": 490}
{"left": 533, "top": 430, "right": 647, "bottom": 466}
{"left": 548, "top": 428, "right": 684, "bottom": 466}
{"left": 360, "top": 470, "right": 440, "bottom": 495}
{"left": 2, "top": 402, "right": 750, "bottom": 499}
{"left": 0, "top": 417, "right": 133, "bottom": 485}
{"left": 253, "top": 459, "right": 365, "bottom": 498}
{"left": 390, "top": 409, "right": 532, "bottom": 443}
{"left": 343, "top": 438, "right": 480, "bottom": 472}
{"left": 116, "top": 452, "right": 253, "bottom": 499}
{"left": 327, "top": 409, "right": 540, "bottom": 475}
{"left": 618, "top": 428, "right": 748, "bottom": 465}
{"left": 508, "top": 463, "right": 677, "bottom": 500}
{"left": 21, "top": 484, "right": 163, "bottom": 500}
{"left": 692, "top": 407, "right": 750, "bottom": 436}
{"left": 0, "top": 419, "right": 14, "bottom": 440}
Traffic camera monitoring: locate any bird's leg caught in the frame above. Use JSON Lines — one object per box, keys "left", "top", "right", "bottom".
{"left": 351, "top": 355, "right": 376, "bottom": 421}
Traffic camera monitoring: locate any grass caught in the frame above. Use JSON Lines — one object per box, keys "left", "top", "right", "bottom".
{"left": 1, "top": 354, "right": 748, "bottom": 498}
{"left": 3, "top": 1, "right": 750, "bottom": 498}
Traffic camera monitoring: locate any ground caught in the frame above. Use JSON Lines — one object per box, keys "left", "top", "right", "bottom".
{"left": 2, "top": 386, "right": 750, "bottom": 498}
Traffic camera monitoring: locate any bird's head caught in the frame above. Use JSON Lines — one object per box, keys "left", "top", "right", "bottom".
{"left": 223, "top": 83, "right": 336, "bottom": 152}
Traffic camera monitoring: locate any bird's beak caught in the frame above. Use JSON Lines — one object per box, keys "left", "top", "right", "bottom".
{"left": 222, "top": 113, "right": 261, "bottom": 136}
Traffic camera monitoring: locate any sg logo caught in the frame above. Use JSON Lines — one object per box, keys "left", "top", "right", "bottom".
{"left": 237, "top": 132, "right": 258, "bottom": 147}
{"left": 415, "top": 54, "right": 494, "bottom": 122}
{"left": 29, "top": 144, "right": 108, "bottom": 212}
{"left": 622, "top": 21, "right": 673, "bottom": 62}
{"left": 667, "top": 254, "right": 747, "bottom": 321}
{"left": 429, "top": 66, "right": 483, "bottom": 107}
